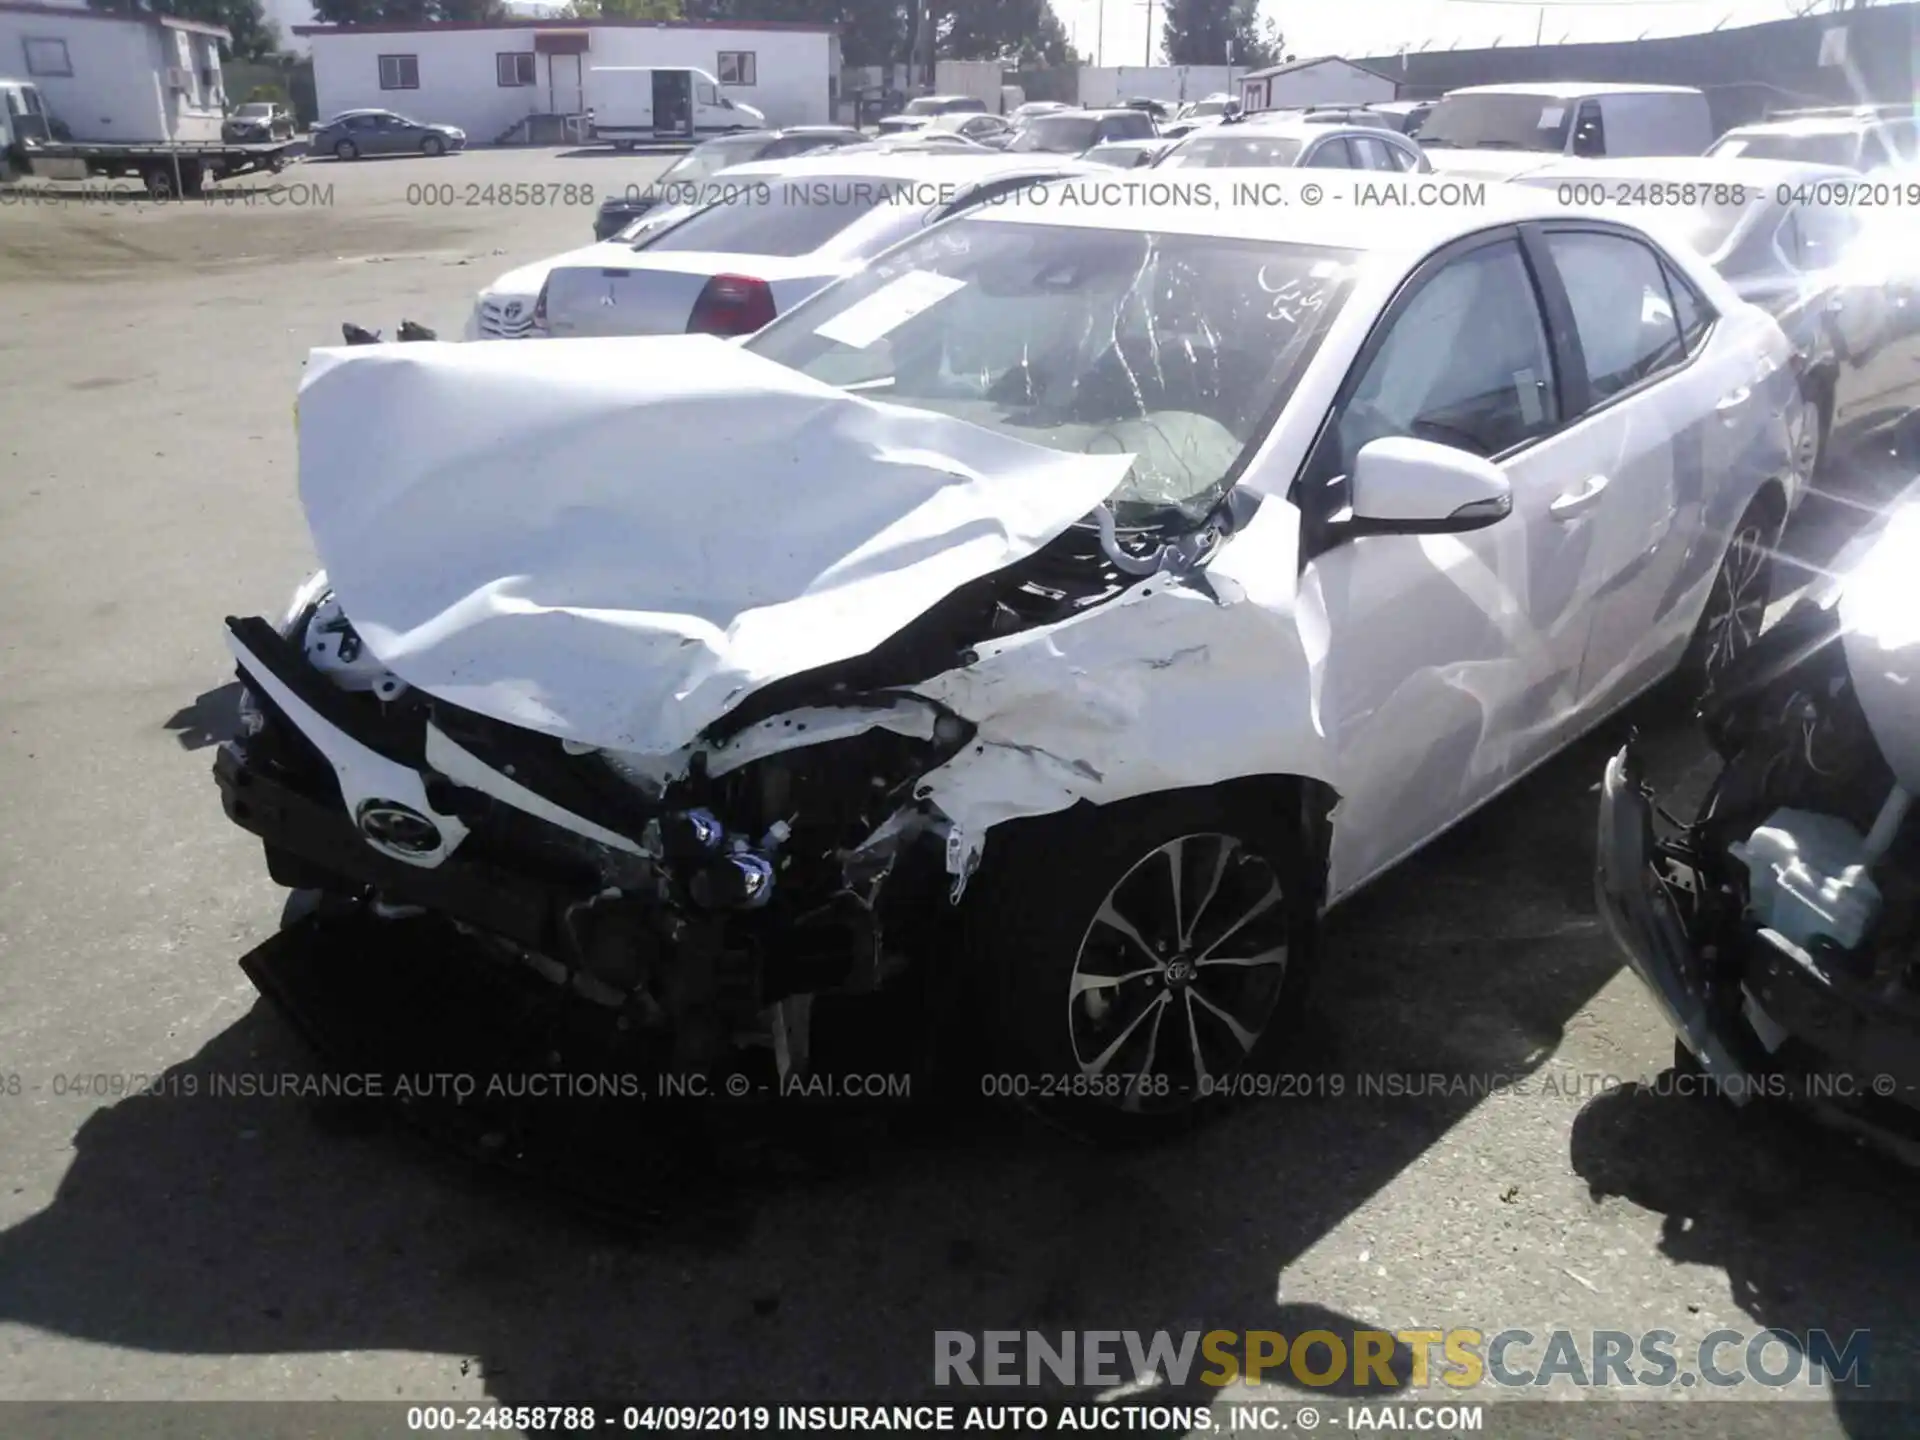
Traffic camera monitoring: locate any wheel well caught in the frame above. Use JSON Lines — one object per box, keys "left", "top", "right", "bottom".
{"left": 1749, "top": 477, "right": 1788, "bottom": 532}
{"left": 976, "top": 773, "right": 1340, "bottom": 908}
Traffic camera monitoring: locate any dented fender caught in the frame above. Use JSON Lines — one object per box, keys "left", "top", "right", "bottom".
{"left": 905, "top": 498, "right": 1338, "bottom": 875}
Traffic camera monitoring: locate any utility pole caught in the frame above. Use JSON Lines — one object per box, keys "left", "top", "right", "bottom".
{"left": 1097, "top": 0, "right": 1105, "bottom": 68}
{"left": 1535, "top": 6, "right": 1545, "bottom": 45}
{"left": 1144, "top": 0, "right": 1155, "bottom": 65}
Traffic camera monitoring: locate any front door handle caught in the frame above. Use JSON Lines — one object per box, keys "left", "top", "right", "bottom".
{"left": 1717, "top": 385, "right": 1752, "bottom": 412}
{"left": 1550, "top": 473, "right": 1610, "bottom": 521}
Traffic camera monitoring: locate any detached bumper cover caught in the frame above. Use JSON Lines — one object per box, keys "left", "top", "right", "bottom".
{"left": 1594, "top": 746, "right": 1756, "bottom": 1097}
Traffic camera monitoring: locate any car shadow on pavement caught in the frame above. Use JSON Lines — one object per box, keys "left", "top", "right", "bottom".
{"left": 1570, "top": 1081, "right": 1919, "bottom": 1429}
{"left": 2, "top": 701, "right": 1911, "bottom": 1420}
{"left": 162, "top": 682, "right": 242, "bottom": 751}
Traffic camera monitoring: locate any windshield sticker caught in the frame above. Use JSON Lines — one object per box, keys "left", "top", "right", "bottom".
{"left": 813, "top": 271, "right": 968, "bottom": 349}
{"left": 1537, "top": 106, "right": 1566, "bottom": 128}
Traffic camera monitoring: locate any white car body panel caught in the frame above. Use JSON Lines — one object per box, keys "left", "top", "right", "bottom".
{"left": 295, "top": 335, "right": 1135, "bottom": 756}
{"left": 467, "top": 209, "right": 701, "bottom": 339}
{"left": 537, "top": 153, "right": 1095, "bottom": 341}
{"left": 292, "top": 177, "right": 1795, "bottom": 901}
{"left": 542, "top": 250, "right": 859, "bottom": 339}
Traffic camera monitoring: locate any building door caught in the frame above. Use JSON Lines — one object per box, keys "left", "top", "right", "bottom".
{"left": 549, "top": 53, "right": 584, "bottom": 115}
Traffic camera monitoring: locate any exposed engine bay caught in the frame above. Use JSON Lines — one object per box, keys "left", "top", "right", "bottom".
{"left": 220, "top": 513, "right": 1147, "bottom": 1080}
{"left": 1597, "top": 500, "right": 1920, "bottom": 1149}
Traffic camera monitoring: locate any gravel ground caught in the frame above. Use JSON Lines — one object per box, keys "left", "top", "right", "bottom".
{"left": 0, "top": 147, "right": 1915, "bottom": 1440}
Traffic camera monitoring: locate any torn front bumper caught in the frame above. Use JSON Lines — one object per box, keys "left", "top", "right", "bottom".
{"left": 1594, "top": 745, "right": 1757, "bottom": 1099}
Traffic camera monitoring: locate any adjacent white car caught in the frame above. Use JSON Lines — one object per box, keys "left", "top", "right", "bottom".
{"left": 465, "top": 203, "right": 696, "bottom": 340}
{"left": 229, "top": 176, "right": 1799, "bottom": 1121}
{"left": 536, "top": 152, "right": 1097, "bottom": 340}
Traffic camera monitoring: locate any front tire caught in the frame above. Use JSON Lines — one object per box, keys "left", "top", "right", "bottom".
{"left": 968, "top": 790, "right": 1320, "bottom": 1135}
{"left": 421, "top": 134, "right": 445, "bottom": 157}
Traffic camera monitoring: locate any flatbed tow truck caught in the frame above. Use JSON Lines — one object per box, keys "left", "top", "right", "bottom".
{"left": 3, "top": 135, "right": 299, "bottom": 198}
{"left": 2, "top": 78, "right": 299, "bottom": 199}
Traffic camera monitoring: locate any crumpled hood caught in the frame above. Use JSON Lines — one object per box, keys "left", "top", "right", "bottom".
{"left": 296, "top": 335, "right": 1134, "bottom": 755}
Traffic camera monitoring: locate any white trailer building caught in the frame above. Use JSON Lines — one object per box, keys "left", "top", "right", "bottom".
{"left": 1238, "top": 55, "right": 1396, "bottom": 114}
{"left": 0, "top": 0, "right": 229, "bottom": 143}
{"left": 297, "top": 17, "right": 839, "bottom": 145}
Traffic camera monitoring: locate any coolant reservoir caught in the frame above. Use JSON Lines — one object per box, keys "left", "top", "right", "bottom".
{"left": 1731, "top": 809, "right": 1884, "bottom": 953}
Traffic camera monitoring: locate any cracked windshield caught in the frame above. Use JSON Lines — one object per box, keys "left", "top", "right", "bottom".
{"left": 746, "top": 208, "right": 1356, "bottom": 525}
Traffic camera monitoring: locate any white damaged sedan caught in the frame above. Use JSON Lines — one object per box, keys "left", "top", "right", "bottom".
{"left": 221, "top": 175, "right": 1799, "bottom": 1125}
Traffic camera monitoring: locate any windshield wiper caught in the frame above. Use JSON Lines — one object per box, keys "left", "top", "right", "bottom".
{"left": 1462, "top": 139, "right": 1531, "bottom": 150}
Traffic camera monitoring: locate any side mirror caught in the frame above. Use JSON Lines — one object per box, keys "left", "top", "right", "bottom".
{"left": 720, "top": 97, "right": 735, "bottom": 109}
{"left": 1347, "top": 436, "right": 1512, "bottom": 536}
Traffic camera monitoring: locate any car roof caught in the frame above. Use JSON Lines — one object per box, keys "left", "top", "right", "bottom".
{"left": 1184, "top": 118, "right": 1392, "bottom": 142}
{"left": 1720, "top": 116, "right": 1873, "bottom": 136}
{"left": 714, "top": 150, "right": 1097, "bottom": 184}
{"left": 1444, "top": 82, "right": 1703, "bottom": 100}
{"left": 971, "top": 172, "right": 1626, "bottom": 250}
{"left": 1514, "top": 154, "right": 1861, "bottom": 186}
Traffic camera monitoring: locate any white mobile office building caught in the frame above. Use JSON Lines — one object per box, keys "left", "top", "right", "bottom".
{"left": 1238, "top": 55, "right": 1396, "bottom": 114}
{"left": 0, "top": 0, "right": 229, "bottom": 142}
{"left": 297, "top": 17, "right": 839, "bottom": 143}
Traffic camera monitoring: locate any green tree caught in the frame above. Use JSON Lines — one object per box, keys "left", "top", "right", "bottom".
{"left": 940, "top": 0, "right": 1074, "bottom": 65}
{"left": 561, "top": 0, "right": 684, "bottom": 15}
{"left": 1163, "top": 0, "right": 1278, "bottom": 67}
{"left": 308, "top": 0, "right": 506, "bottom": 22}
{"left": 1229, "top": 0, "right": 1282, "bottom": 67}
{"left": 89, "top": 0, "right": 284, "bottom": 61}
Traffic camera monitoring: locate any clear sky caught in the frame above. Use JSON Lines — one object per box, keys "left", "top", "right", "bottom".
{"left": 1057, "top": 0, "right": 1851, "bottom": 71}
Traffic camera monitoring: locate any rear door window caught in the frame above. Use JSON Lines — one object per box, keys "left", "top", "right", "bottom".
{"left": 1541, "top": 230, "right": 1689, "bottom": 404}
{"left": 1303, "top": 138, "right": 1354, "bottom": 168}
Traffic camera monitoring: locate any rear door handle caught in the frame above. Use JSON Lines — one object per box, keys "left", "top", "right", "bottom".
{"left": 1550, "top": 473, "right": 1610, "bottom": 521}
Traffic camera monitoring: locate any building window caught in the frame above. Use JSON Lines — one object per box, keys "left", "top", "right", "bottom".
{"left": 497, "top": 52, "right": 536, "bottom": 87}
{"left": 378, "top": 54, "right": 419, "bottom": 91}
{"left": 716, "top": 51, "right": 756, "bottom": 86}
{"left": 22, "top": 37, "right": 73, "bottom": 78}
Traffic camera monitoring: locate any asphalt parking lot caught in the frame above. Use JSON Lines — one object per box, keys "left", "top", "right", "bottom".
{"left": 1, "top": 146, "right": 1916, "bottom": 1437}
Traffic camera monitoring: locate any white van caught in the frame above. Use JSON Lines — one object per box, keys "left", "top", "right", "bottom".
{"left": 587, "top": 67, "right": 766, "bottom": 150}
{"left": 1417, "top": 83, "right": 1713, "bottom": 177}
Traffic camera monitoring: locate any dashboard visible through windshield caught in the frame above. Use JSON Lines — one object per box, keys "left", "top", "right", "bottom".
{"left": 747, "top": 213, "right": 1357, "bottom": 526}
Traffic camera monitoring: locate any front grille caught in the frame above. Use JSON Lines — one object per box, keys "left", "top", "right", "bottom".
{"left": 476, "top": 296, "right": 536, "bottom": 339}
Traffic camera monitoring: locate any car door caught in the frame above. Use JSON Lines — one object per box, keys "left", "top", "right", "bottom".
{"left": 1295, "top": 231, "right": 1613, "bottom": 893}
{"left": 1528, "top": 225, "right": 1734, "bottom": 709}
{"left": 373, "top": 114, "right": 411, "bottom": 154}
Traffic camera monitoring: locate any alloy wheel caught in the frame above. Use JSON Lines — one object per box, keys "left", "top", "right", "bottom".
{"left": 1700, "top": 521, "right": 1772, "bottom": 681}
{"left": 1067, "top": 832, "right": 1290, "bottom": 1112}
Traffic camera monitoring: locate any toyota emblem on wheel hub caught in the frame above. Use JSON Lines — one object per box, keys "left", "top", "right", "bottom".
{"left": 355, "top": 800, "right": 443, "bottom": 859}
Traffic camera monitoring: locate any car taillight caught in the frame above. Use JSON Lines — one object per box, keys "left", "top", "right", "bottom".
{"left": 532, "top": 277, "right": 550, "bottom": 330}
{"left": 687, "top": 274, "right": 776, "bottom": 337}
